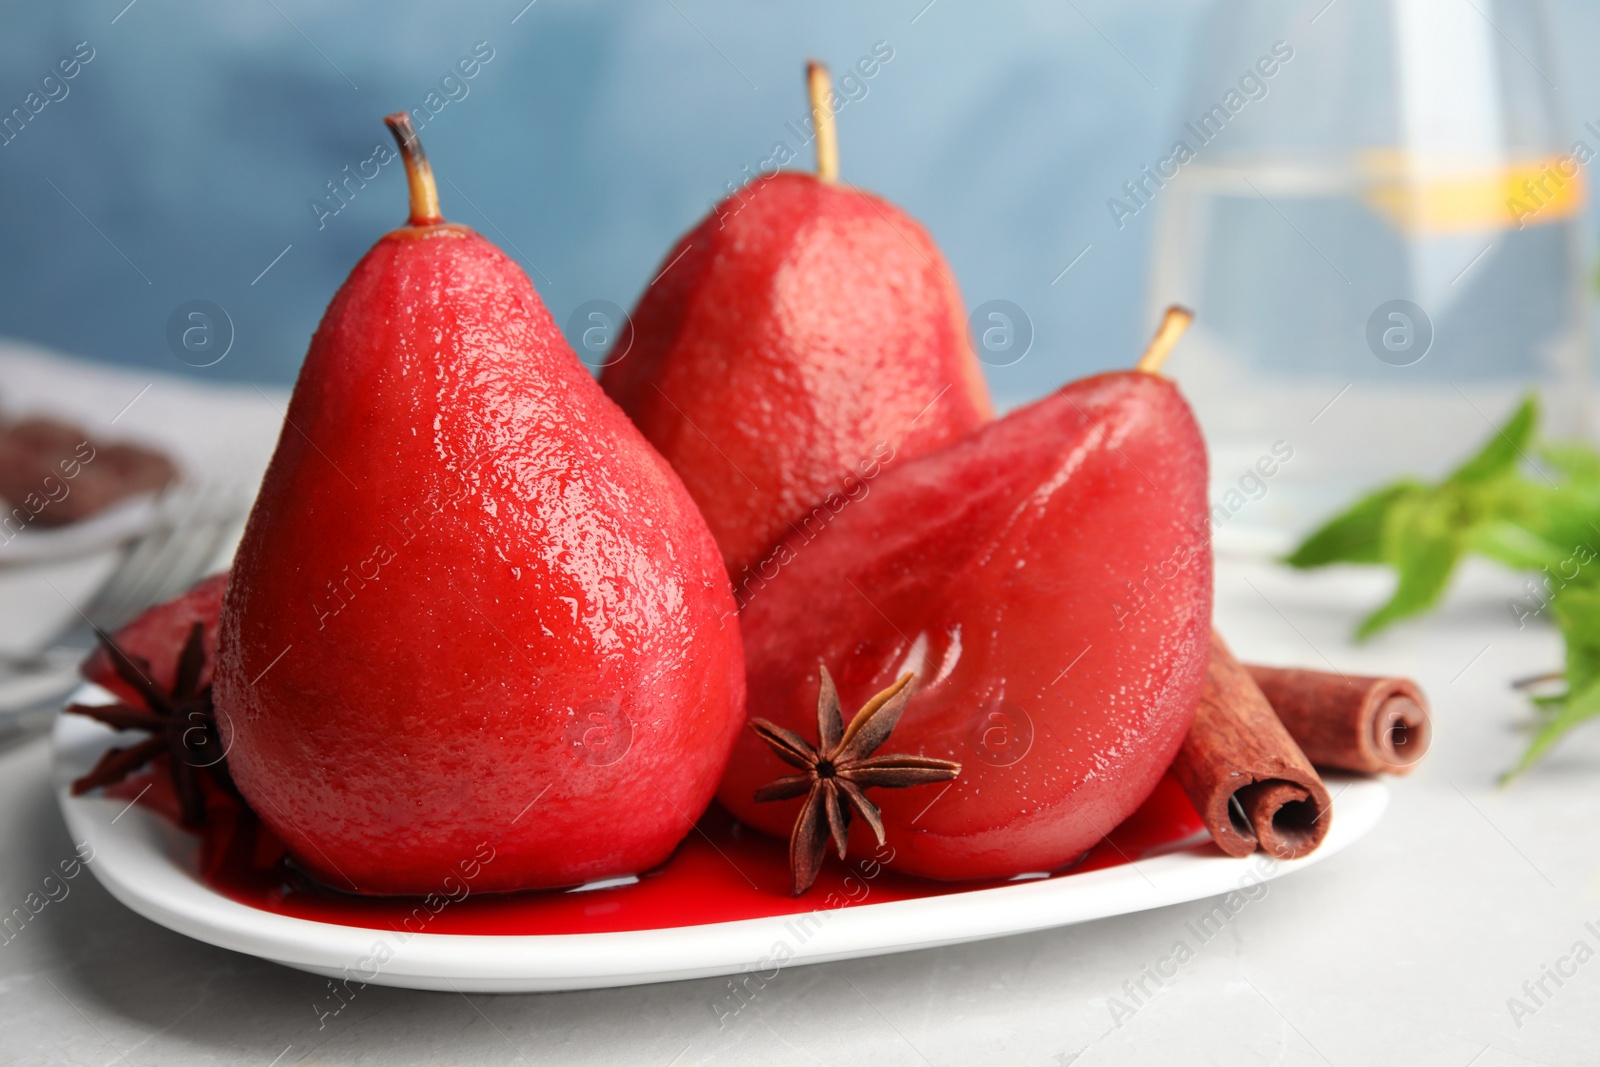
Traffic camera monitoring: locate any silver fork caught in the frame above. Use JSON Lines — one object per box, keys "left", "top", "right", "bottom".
{"left": 10, "top": 479, "right": 250, "bottom": 645}
{"left": 0, "top": 481, "right": 249, "bottom": 727}
{"left": 83, "top": 478, "right": 245, "bottom": 630}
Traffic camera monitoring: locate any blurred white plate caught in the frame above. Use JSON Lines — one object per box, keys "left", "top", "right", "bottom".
{"left": 53, "top": 691, "right": 1389, "bottom": 993}
{"left": 0, "top": 492, "right": 163, "bottom": 565}
{"left": 0, "top": 494, "right": 164, "bottom": 658}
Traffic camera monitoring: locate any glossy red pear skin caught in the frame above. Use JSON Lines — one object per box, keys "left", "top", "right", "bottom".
{"left": 600, "top": 172, "right": 993, "bottom": 577}
{"left": 214, "top": 225, "right": 744, "bottom": 895}
{"left": 82, "top": 572, "right": 228, "bottom": 703}
{"left": 718, "top": 372, "right": 1211, "bottom": 880}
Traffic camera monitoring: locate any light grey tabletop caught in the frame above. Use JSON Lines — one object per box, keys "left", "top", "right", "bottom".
{"left": 3, "top": 553, "right": 1598, "bottom": 1066}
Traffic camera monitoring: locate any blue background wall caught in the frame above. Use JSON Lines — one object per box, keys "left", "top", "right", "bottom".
{"left": 1, "top": 0, "right": 1597, "bottom": 403}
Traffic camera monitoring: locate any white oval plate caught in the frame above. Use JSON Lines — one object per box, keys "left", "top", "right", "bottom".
{"left": 0, "top": 493, "right": 162, "bottom": 565}
{"left": 53, "top": 689, "right": 1389, "bottom": 993}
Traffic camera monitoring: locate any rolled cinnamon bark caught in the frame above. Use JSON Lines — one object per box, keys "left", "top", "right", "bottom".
{"left": 1245, "top": 665, "right": 1430, "bottom": 776}
{"left": 1172, "top": 632, "right": 1332, "bottom": 860}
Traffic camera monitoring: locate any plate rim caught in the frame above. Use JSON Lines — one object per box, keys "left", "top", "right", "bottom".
{"left": 0, "top": 493, "right": 163, "bottom": 564}
{"left": 53, "top": 688, "right": 1390, "bottom": 992}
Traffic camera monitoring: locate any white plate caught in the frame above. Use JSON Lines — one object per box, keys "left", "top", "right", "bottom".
{"left": 0, "top": 496, "right": 160, "bottom": 659}
{"left": 0, "top": 493, "right": 162, "bottom": 565}
{"left": 52, "top": 690, "right": 1389, "bottom": 993}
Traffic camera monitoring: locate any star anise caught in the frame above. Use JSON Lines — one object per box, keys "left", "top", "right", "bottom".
{"left": 751, "top": 666, "right": 961, "bottom": 895}
{"left": 66, "top": 623, "right": 235, "bottom": 827}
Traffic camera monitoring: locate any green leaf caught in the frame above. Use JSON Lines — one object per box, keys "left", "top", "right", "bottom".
{"left": 1354, "top": 492, "right": 1463, "bottom": 639}
{"left": 1504, "top": 585, "right": 1600, "bottom": 780}
{"left": 1510, "top": 482, "right": 1600, "bottom": 559}
{"left": 1447, "top": 395, "right": 1538, "bottom": 484}
{"left": 1504, "top": 678, "right": 1600, "bottom": 782}
{"left": 1283, "top": 481, "right": 1422, "bottom": 569}
{"left": 1468, "top": 519, "right": 1570, "bottom": 573}
{"left": 1554, "top": 585, "right": 1600, "bottom": 694}
{"left": 1539, "top": 441, "right": 1600, "bottom": 485}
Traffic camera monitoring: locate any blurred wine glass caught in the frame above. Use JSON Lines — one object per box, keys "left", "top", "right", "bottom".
{"left": 1148, "top": 0, "right": 1589, "bottom": 545}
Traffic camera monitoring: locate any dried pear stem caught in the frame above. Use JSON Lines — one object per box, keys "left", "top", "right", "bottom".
{"left": 1135, "top": 306, "right": 1194, "bottom": 375}
{"left": 384, "top": 112, "right": 443, "bottom": 226}
{"left": 807, "top": 60, "right": 839, "bottom": 183}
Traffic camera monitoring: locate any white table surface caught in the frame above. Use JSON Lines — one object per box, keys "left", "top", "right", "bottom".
{"left": 3, "top": 347, "right": 1597, "bottom": 1064}
{"left": 3, "top": 546, "right": 1598, "bottom": 1066}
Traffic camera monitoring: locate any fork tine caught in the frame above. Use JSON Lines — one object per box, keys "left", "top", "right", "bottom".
{"left": 121, "top": 482, "right": 218, "bottom": 614}
{"left": 86, "top": 480, "right": 216, "bottom": 628}
{"left": 84, "top": 489, "right": 182, "bottom": 625}
{"left": 148, "top": 488, "right": 236, "bottom": 605}
{"left": 85, "top": 517, "right": 176, "bottom": 627}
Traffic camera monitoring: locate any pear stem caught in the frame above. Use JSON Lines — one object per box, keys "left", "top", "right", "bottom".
{"left": 1135, "top": 306, "right": 1194, "bottom": 375}
{"left": 384, "top": 112, "right": 443, "bottom": 226}
{"left": 807, "top": 60, "right": 839, "bottom": 183}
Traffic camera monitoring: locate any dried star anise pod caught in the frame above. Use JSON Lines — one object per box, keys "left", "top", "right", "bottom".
{"left": 66, "top": 622, "right": 235, "bottom": 827}
{"left": 751, "top": 666, "right": 961, "bottom": 895}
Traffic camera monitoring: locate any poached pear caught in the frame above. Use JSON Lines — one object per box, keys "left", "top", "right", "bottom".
{"left": 601, "top": 62, "right": 993, "bottom": 582}
{"left": 719, "top": 354, "right": 1211, "bottom": 881}
{"left": 214, "top": 116, "right": 745, "bottom": 894}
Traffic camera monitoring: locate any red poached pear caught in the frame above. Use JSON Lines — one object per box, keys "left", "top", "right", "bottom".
{"left": 601, "top": 62, "right": 993, "bottom": 583}
{"left": 213, "top": 116, "right": 745, "bottom": 895}
{"left": 718, "top": 364, "right": 1212, "bottom": 880}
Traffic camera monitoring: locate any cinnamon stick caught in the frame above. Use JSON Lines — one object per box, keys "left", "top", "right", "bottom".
{"left": 1246, "top": 665, "right": 1430, "bottom": 776}
{"left": 1172, "top": 631, "right": 1332, "bottom": 859}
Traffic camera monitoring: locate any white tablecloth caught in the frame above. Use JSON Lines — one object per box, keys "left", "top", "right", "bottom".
{"left": 1, "top": 548, "right": 1596, "bottom": 1065}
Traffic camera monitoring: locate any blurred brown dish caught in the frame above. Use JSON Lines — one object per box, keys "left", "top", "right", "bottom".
{"left": 0, "top": 417, "right": 176, "bottom": 527}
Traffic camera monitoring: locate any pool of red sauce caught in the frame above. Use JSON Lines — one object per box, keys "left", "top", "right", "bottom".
{"left": 108, "top": 769, "right": 1207, "bottom": 936}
